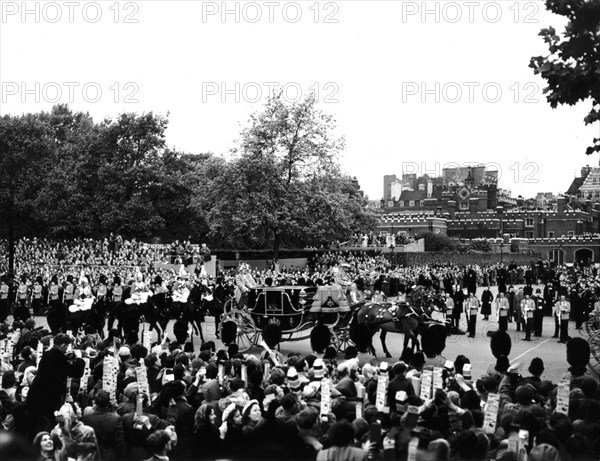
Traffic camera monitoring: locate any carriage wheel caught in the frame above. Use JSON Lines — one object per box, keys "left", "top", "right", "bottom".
{"left": 331, "top": 328, "right": 354, "bottom": 352}
{"left": 588, "top": 331, "right": 600, "bottom": 377}
{"left": 219, "top": 309, "right": 259, "bottom": 353}
{"left": 585, "top": 312, "right": 600, "bottom": 337}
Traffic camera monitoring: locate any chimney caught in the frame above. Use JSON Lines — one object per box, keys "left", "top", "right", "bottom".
{"left": 469, "top": 197, "right": 479, "bottom": 216}
{"left": 557, "top": 196, "right": 566, "bottom": 214}
{"left": 448, "top": 200, "right": 456, "bottom": 219}
{"left": 427, "top": 181, "right": 433, "bottom": 198}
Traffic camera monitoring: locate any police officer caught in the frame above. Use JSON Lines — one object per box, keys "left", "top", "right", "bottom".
{"left": 496, "top": 292, "right": 510, "bottom": 332}
{"left": 554, "top": 294, "right": 571, "bottom": 343}
{"left": 521, "top": 293, "right": 536, "bottom": 341}
{"left": 465, "top": 292, "right": 480, "bottom": 338}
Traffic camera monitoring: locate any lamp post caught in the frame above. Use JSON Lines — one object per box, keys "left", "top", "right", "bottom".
{"left": 496, "top": 206, "right": 504, "bottom": 264}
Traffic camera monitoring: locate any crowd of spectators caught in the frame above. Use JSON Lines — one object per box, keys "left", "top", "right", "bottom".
{"left": 0, "top": 318, "right": 597, "bottom": 461}
{"left": 1, "top": 239, "right": 600, "bottom": 460}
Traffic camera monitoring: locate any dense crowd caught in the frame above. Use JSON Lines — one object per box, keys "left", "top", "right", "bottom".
{"left": 0, "top": 239, "right": 600, "bottom": 460}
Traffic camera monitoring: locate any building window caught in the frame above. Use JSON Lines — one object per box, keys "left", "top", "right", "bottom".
{"left": 459, "top": 201, "right": 469, "bottom": 210}
{"left": 526, "top": 231, "right": 534, "bottom": 238}
{"left": 409, "top": 200, "right": 415, "bottom": 207}
{"left": 548, "top": 231, "right": 554, "bottom": 238}
{"left": 568, "top": 231, "right": 574, "bottom": 237}
{"left": 525, "top": 218, "right": 534, "bottom": 227}
{"left": 419, "top": 201, "right": 424, "bottom": 207}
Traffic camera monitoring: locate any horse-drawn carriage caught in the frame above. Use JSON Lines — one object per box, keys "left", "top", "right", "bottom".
{"left": 219, "top": 285, "right": 355, "bottom": 353}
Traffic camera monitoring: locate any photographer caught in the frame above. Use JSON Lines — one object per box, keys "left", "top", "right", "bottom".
{"left": 27, "top": 333, "right": 85, "bottom": 438}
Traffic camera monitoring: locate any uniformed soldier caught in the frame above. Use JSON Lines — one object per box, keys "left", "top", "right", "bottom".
{"left": 0, "top": 276, "right": 10, "bottom": 323}
{"left": 495, "top": 292, "right": 510, "bottom": 332}
{"left": 15, "top": 275, "right": 31, "bottom": 321}
{"left": 31, "top": 276, "right": 44, "bottom": 316}
{"left": 521, "top": 293, "right": 536, "bottom": 341}
{"left": 465, "top": 292, "right": 480, "bottom": 338}
{"left": 554, "top": 294, "right": 571, "bottom": 343}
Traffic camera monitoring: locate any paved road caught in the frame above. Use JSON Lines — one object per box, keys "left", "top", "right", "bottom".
{"left": 27, "top": 284, "right": 594, "bottom": 384}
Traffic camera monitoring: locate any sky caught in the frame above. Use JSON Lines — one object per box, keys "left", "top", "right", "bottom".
{"left": 1, "top": 0, "right": 599, "bottom": 201}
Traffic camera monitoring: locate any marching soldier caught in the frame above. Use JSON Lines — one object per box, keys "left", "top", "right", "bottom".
{"left": 495, "top": 292, "right": 510, "bottom": 332}
{"left": 554, "top": 294, "right": 571, "bottom": 343}
{"left": 15, "top": 275, "right": 31, "bottom": 321}
{"left": 31, "top": 276, "right": 44, "bottom": 316}
{"left": 465, "top": 292, "right": 480, "bottom": 338}
{"left": 521, "top": 293, "right": 536, "bottom": 341}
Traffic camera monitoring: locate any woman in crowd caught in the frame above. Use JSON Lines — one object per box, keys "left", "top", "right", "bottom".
{"left": 192, "top": 402, "right": 221, "bottom": 459}
{"left": 33, "top": 432, "right": 57, "bottom": 461}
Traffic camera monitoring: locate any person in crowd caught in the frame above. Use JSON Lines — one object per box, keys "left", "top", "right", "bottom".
{"left": 465, "top": 292, "right": 480, "bottom": 338}
{"left": 496, "top": 292, "right": 510, "bottom": 332}
{"left": 81, "top": 389, "right": 126, "bottom": 461}
{"left": 555, "top": 294, "right": 571, "bottom": 343}
{"left": 33, "top": 431, "right": 57, "bottom": 461}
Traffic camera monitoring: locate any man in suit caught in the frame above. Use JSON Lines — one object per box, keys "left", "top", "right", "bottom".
{"left": 144, "top": 429, "right": 174, "bottom": 461}
{"left": 514, "top": 287, "right": 525, "bottom": 332}
{"left": 82, "top": 389, "right": 126, "bottom": 461}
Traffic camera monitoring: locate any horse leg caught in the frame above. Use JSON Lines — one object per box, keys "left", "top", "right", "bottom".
{"left": 197, "top": 319, "right": 205, "bottom": 343}
{"left": 380, "top": 329, "right": 392, "bottom": 358}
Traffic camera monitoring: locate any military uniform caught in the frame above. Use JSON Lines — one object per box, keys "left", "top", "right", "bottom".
{"left": 496, "top": 295, "right": 510, "bottom": 332}
{"left": 521, "top": 296, "right": 535, "bottom": 341}
{"left": 554, "top": 298, "right": 571, "bottom": 343}
{"left": 465, "top": 294, "right": 480, "bottom": 338}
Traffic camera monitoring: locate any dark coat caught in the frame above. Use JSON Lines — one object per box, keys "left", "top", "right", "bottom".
{"left": 386, "top": 376, "right": 415, "bottom": 410}
{"left": 481, "top": 290, "right": 494, "bottom": 316}
{"left": 27, "top": 347, "right": 85, "bottom": 418}
{"left": 82, "top": 408, "right": 127, "bottom": 461}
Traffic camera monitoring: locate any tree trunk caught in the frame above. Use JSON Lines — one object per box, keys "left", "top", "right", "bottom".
{"left": 272, "top": 232, "right": 280, "bottom": 261}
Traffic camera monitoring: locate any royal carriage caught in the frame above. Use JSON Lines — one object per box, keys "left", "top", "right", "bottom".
{"left": 219, "top": 284, "right": 355, "bottom": 353}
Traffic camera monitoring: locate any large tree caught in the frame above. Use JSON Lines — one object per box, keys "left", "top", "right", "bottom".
{"left": 0, "top": 109, "right": 58, "bottom": 276}
{"left": 203, "top": 92, "right": 375, "bottom": 257}
{"left": 530, "top": 0, "right": 600, "bottom": 155}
